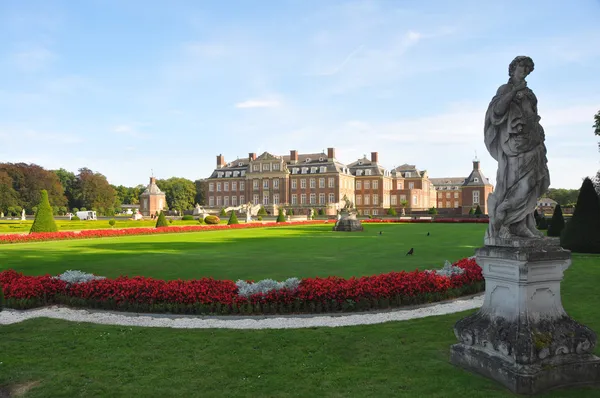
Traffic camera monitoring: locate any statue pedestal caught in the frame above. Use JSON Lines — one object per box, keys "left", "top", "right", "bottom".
{"left": 332, "top": 211, "right": 363, "bottom": 232}
{"left": 450, "top": 238, "right": 600, "bottom": 394}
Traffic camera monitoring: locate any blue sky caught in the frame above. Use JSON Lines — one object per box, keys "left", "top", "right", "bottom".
{"left": 1, "top": 0, "right": 599, "bottom": 189}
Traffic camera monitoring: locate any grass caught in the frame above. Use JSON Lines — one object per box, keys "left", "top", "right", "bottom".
{"left": 0, "top": 219, "right": 205, "bottom": 234}
{"left": 0, "top": 254, "right": 598, "bottom": 397}
{"left": 0, "top": 223, "right": 486, "bottom": 280}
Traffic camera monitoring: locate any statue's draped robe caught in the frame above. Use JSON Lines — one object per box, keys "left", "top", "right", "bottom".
{"left": 484, "top": 82, "right": 550, "bottom": 237}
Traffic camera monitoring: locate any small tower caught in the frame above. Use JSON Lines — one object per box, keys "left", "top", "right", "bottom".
{"left": 139, "top": 176, "right": 166, "bottom": 217}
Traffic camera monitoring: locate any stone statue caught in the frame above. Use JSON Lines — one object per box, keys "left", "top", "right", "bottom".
{"left": 21, "top": 208, "right": 26, "bottom": 221}
{"left": 484, "top": 55, "right": 550, "bottom": 240}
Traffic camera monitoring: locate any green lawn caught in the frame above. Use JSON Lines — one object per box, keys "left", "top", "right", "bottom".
{"left": 1, "top": 254, "right": 598, "bottom": 397}
{"left": 0, "top": 219, "right": 205, "bottom": 234}
{"left": 0, "top": 223, "right": 486, "bottom": 280}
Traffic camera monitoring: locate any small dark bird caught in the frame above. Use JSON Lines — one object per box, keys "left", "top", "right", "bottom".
{"left": 406, "top": 248, "right": 414, "bottom": 256}
{"left": 427, "top": 232, "right": 430, "bottom": 236}
{"left": 379, "top": 231, "right": 383, "bottom": 235}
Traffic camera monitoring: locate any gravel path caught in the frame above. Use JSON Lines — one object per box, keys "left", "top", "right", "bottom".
{"left": 0, "top": 295, "right": 483, "bottom": 329}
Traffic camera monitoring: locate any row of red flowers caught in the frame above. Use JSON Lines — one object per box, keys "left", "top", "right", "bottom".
{"left": 0, "top": 257, "right": 483, "bottom": 315}
{"left": 362, "top": 218, "right": 489, "bottom": 224}
{"left": 0, "top": 220, "right": 325, "bottom": 245}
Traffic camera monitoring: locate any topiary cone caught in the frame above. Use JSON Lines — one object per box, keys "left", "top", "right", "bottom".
{"left": 561, "top": 178, "right": 600, "bottom": 253}
{"left": 547, "top": 204, "right": 565, "bottom": 237}
{"left": 228, "top": 210, "right": 239, "bottom": 225}
{"left": 155, "top": 211, "right": 169, "bottom": 228}
{"left": 29, "top": 190, "right": 58, "bottom": 234}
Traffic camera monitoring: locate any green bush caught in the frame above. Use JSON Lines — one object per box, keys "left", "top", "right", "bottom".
{"left": 257, "top": 215, "right": 263, "bottom": 221}
{"left": 288, "top": 208, "right": 294, "bottom": 216}
{"left": 108, "top": 219, "right": 116, "bottom": 228}
{"left": 204, "top": 215, "right": 220, "bottom": 225}
{"left": 538, "top": 217, "right": 548, "bottom": 230}
{"left": 258, "top": 206, "right": 267, "bottom": 216}
{"left": 474, "top": 205, "right": 482, "bottom": 217}
{"left": 71, "top": 215, "right": 80, "bottom": 221}
{"left": 276, "top": 208, "right": 286, "bottom": 223}
{"left": 29, "top": 190, "right": 58, "bottom": 234}
{"left": 534, "top": 209, "right": 541, "bottom": 225}
{"left": 561, "top": 178, "right": 600, "bottom": 253}
{"left": 317, "top": 208, "right": 325, "bottom": 216}
{"left": 468, "top": 207, "right": 475, "bottom": 215}
{"left": 181, "top": 215, "right": 194, "bottom": 221}
{"left": 387, "top": 208, "right": 397, "bottom": 216}
{"left": 547, "top": 204, "right": 565, "bottom": 237}
{"left": 72, "top": 208, "right": 79, "bottom": 213}
{"left": 219, "top": 208, "right": 227, "bottom": 217}
{"left": 227, "top": 210, "right": 239, "bottom": 225}
{"left": 428, "top": 207, "right": 438, "bottom": 215}
{"left": 155, "top": 211, "right": 169, "bottom": 228}
{"left": 32, "top": 206, "right": 38, "bottom": 214}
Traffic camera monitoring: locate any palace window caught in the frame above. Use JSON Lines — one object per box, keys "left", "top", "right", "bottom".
{"left": 310, "top": 178, "right": 316, "bottom": 188}
{"left": 209, "top": 197, "right": 214, "bottom": 206}
{"left": 232, "top": 181, "right": 237, "bottom": 191}
{"left": 224, "top": 196, "right": 229, "bottom": 206}
{"left": 291, "top": 194, "right": 297, "bottom": 204}
{"left": 263, "top": 193, "right": 269, "bottom": 205}
{"left": 356, "top": 181, "right": 362, "bottom": 190}
{"left": 328, "top": 177, "right": 335, "bottom": 188}
{"left": 291, "top": 179, "right": 297, "bottom": 189}
{"left": 232, "top": 196, "right": 238, "bottom": 206}
{"left": 373, "top": 180, "right": 378, "bottom": 189}
{"left": 356, "top": 195, "right": 362, "bottom": 205}
{"left": 409, "top": 182, "right": 414, "bottom": 190}
{"left": 209, "top": 183, "right": 214, "bottom": 192}
{"left": 224, "top": 182, "right": 229, "bottom": 191}
{"left": 373, "top": 194, "right": 379, "bottom": 205}
{"left": 300, "top": 179, "right": 306, "bottom": 189}
{"left": 273, "top": 179, "right": 279, "bottom": 189}
{"left": 253, "top": 180, "right": 259, "bottom": 190}
{"left": 273, "top": 194, "right": 279, "bottom": 204}
{"left": 328, "top": 193, "right": 335, "bottom": 203}
{"left": 216, "top": 182, "right": 222, "bottom": 192}
{"left": 319, "top": 178, "right": 325, "bottom": 188}
{"left": 240, "top": 181, "right": 245, "bottom": 190}
{"left": 473, "top": 191, "right": 480, "bottom": 204}
{"left": 310, "top": 193, "right": 316, "bottom": 204}
{"left": 364, "top": 195, "right": 370, "bottom": 205}
{"left": 319, "top": 193, "right": 325, "bottom": 204}
{"left": 391, "top": 195, "right": 397, "bottom": 205}
{"left": 253, "top": 194, "right": 259, "bottom": 204}
{"left": 364, "top": 181, "right": 370, "bottom": 190}
{"left": 263, "top": 180, "right": 269, "bottom": 189}
{"left": 301, "top": 194, "right": 306, "bottom": 204}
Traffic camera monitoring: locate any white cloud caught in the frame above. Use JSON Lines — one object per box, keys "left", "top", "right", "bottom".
{"left": 235, "top": 99, "right": 281, "bottom": 109}
{"left": 112, "top": 124, "right": 149, "bottom": 139}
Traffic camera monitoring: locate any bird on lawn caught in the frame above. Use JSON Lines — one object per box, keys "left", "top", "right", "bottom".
{"left": 427, "top": 232, "right": 430, "bottom": 236}
{"left": 379, "top": 231, "right": 383, "bottom": 235}
{"left": 406, "top": 248, "right": 414, "bottom": 256}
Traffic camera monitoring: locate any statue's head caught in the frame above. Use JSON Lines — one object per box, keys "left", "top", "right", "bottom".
{"left": 508, "top": 56, "right": 534, "bottom": 78}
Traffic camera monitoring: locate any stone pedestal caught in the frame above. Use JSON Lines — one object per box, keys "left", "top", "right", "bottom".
{"left": 332, "top": 211, "right": 363, "bottom": 232}
{"left": 450, "top": 237, "right": 600, "bottom": 394}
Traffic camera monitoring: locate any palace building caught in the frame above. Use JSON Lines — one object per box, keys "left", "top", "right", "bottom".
{"left": 206, "top": 148, "right": 464, "bottom": 215}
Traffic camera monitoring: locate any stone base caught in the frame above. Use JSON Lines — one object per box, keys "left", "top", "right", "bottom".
{"left": 450, "top": 242, "right": 600, "bottom": 394}
{"left": 333, "top": 211, "right": 363, "bottom": 232}
{"left": 451, "top": 343, "right": 600, "bottom": 395}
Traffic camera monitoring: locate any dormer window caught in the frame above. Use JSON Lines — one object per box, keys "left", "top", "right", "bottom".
{"left": 225, "top": 171, "right": 232, "bottom": 177}
{"left": 320, "top": 166, "right": 327, "bottom": 173}
{"left": 474, "top": 177, "right": 479, "bottom": 182}
{"left": 365, "top": 169, "right": 372, "bottom": 176}
{"left": 302, "top": 167, "right": 308, "bottom": 174}
{"left": 233, "top": 171, "right": 239, "bottom": 177}
{"left": 217, "top": 172, "right": 224, "bottom": 178}
{"left": 238, "top": 162, "right": 243, "bottom": 167}
{"left": 319, "top": 157, "right": 324, "bottom": 162}
{"left": 241, "top": 171, "right": 245, "bottom": 176}
{"left": 311, "top": 167, "right": 317, "bottom": 173}
{"left": 358, "top": 161, "right": 363, "bottom": 165}
{"left": 305, "top": 158, "right": 311, "bottom": 163}
{"left": 356, "top": 170, "right": 363, "bottom": 176}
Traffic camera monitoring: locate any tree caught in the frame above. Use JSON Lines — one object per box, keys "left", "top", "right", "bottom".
{"left": 547, "top": 204, "right": 565, "bottom": 237}
{"left": 194, "top": 179, "right": 208, "bottom": 206}
{"left": 220, "top": 208, "right": 227, "bottom": 216}
{"left": 53, "top": 168, "right": 78, "bottom": 209}
{"left": 156, "top": 177, "right": 196, "bottom": 214}
{"left": 0, "top": 170, "right": 18, "bottom": 214}
{"left": 228, "top": 210, "right": 239, "bottom": 225}
{"left": 544, "top": 188, "right": 580, "bottom": 207}
{"left": 428, "top": 207, "right": 438, "bottom": 215}
{"left": 29, "top": 190, "right": 58, "bottom": 233}
{"left": 1, "top": 163, "right": 67, "bottom": 212}
{"left": 74, "top": 168, "right": 116, "bottom": 214}
{"left": 474, "top": 205, "right": 483, "bottom": 216}
{"left": 276, "top": 208, "right": 286, "bottom": 223}
{"left": 469, "top": 207, "right": 475, "bottom": 215}
{"left": 561, "top": 178, "right": 600, "bottom": 253}
{"left": 258, "top": 206, "right": 267, "bottom": 216}
{"left": 594, "top": 109, "right": 600, "bottom": 150}
{"left": 533, "top": 209, "right": 542, "bottom": 225}
{"left": 155, "top": 211, "right": 169, "bottom": 228}
{"left": 387, "top": 207, "right": 397, "bottom": 216}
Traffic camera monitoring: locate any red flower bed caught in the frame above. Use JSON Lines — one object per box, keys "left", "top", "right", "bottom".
{"left": 362, "top": 218, "right": 489, "bottom": 224}
{"left": 0, "top": 220, "right": 325, "bottom": 245}
{"left": 0, "top": 258, "right": 483, "bottom": 315}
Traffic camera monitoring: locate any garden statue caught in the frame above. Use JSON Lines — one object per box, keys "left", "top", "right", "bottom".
{"left": 450, "top": 56, "right": 600, "bottom": 394}
{"left": 21, "top": 208, "right": 26, "bottom": 221}
{"left": 484, "top": 55, "right": 550, "bottom": 241}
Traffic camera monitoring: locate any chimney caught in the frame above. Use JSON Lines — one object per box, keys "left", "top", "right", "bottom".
{"left": 149, "top": 177, "right": 156, "bottom": 185}
{"left": 248, "top": 152, "right": 256, "bottom": 161}
{"left": 327, "top": 147, "right": 335, "bottom": 160}
{"left": 371, "top": 152, "right": 379, "bottom": 163}
{"left": 473, "top": 159, "right": 480, "bottom": 171}
{"left": 216, "top": 154, "right": 225, "bottom": 168}
{"left": 290, "top": 150, "right": 298, "bottom": 163}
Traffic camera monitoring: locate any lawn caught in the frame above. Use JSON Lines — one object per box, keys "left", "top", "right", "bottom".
{"left": 0, "top": 219, "right": 205, "bottom": 234}
{"left": 0, "top": 223, "right": 486, "bottom": 281}
{"left": 1, "top": 254, "right": 598, "bottom": 397}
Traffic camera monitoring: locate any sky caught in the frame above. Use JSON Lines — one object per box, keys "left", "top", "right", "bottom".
{"left": 0, "top": 0, "right": 599, "bottom": 189}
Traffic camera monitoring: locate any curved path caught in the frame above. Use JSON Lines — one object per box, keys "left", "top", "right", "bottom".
{"left": 0, "top": 295, "right": 483, "bottom": 329}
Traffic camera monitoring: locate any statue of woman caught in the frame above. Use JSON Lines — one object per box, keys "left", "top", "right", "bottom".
{"left": 484, "top": 56, "right": 550, "bottom": 239}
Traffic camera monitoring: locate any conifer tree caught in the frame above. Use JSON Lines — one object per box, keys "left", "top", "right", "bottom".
{"left": 228, "top": 210, "right": 239, "bottom": 225}
{"left": 561, "top": 178, "right": 600, "bottom": 253}
{"left": 547, "top": 204, "right": 565, "bottom": 237}
{"left": 155, "top": 211, "right": 169, "bottom": 227}
{"left": 30, "top": 190, "right": 58, "bottom": 233}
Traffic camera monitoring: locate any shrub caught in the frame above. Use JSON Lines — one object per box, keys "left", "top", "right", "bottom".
{"left": 236, "top": 277, "right": 301, "bottom": 298}
{"left": 181, "top": 215, "right": 194, "bottom": 221}
{"left": 288, "top": 208, "right": 294, "bottom": 216}
{"left": 108, "top": 219, "right": 116, "bottom": 228}
{"left": 30, "top": 190, "right": 58, "bottom": 234}
{"left": 468, "top": 207, "right": 475, "bottom": 215}
{"left": 428, "top": 207, "right": 438, "bottom": 215}
{"left": 198, "top": 217, "right": 204, "bottom": 224}
{"left": 387, "top": 208, "right": 397, "bottom": 216}
{"left": 318, "top": 208, "right": 325, "bottom": 216}
{"left": 81, "top": 207, "right": 87, "bottom": 212}
{"left": 258, "top": 206, "right": 267, "bottom": 216}
{"left": 227, "top": 210, "right": 239, "bottom": 225}
{"left": 276, "top": 208, "right": 286, "bottom": 223}
{"left": 534, "top": 209, "right": 541, "bottom": 225}
{"left": 155, "top": 211, "right": 169, "bottom": 228}
{"left": 474, "top": 205, "right": 482, "bottom": 217}
{"left": 204, "top": 215, "right": 220, "bottom": 225}
{"left": 72, "top": 208, "right": 79, "bottom": 213}
{"left": 257, "top": 215, "right": 263, "bottom": 221}
{"left": 561, "top": 178, "right": 600, "bottom": 253}
{"left": 547, "top": 204, "right": 565, "bottom": 237}
{"left": 71, "top": 216, "right": 80, "bottom": 221}
{"left": 55, "top": 270, "right": 106, "bottom": 285}
{"left": 219, "top": 208, "right": 227, "bottom": 216}
{"left": 32, "top": 206, "right": 38, "bottom": 214}
{"left": 538, "top": 217, "right": 548, "bottom": 230}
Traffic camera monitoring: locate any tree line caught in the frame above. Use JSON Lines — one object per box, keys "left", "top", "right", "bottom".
{"left": 0, "top": 163, "right": 206, "bottom": 216}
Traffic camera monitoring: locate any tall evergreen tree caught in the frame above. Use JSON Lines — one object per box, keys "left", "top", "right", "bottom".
{"left": 228, "top": 210, "right": 239, "bottom": 225}
{"left": 561, "top": 178, "right": 600, "bottom": 253}
{"left": 155, "top": 211, "right": 169, "bottom": 228}
{"left": 30, "top": 190, "right": 58, "bottom": 233}
{"left": 547, "top": 204, "right": 565, "bottom": 237}
{"left": 276, "top": 208, "right": 286, "bottom": 223}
